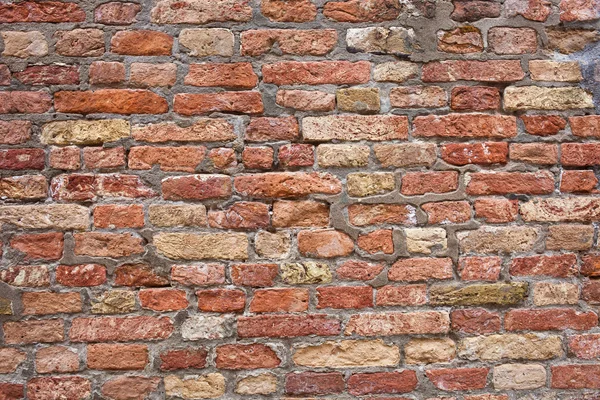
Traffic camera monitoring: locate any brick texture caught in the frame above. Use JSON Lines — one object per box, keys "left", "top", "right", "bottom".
{"left": 0, "top": 0, "right": 599, "bottom": 398}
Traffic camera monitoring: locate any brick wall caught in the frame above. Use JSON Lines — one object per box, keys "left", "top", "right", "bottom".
{"left": 0, "top": 0, "right": 600, "bottom": 398}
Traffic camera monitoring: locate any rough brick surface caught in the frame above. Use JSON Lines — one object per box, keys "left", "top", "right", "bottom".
{"left": 0, "top": 0, "right": 599, "bottom": 398}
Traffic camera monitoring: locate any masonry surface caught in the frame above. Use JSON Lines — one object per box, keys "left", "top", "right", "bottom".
{"left": 0, "top": 0, "right": 600, "bottom": 399}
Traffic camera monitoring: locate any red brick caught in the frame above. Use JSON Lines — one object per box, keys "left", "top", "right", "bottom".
{"left": 185, "top": 63, "right": 258, "bottom": 88}
{"left": 317, "top": 286, "right": 373, "bottom": 309}
{"left": 273, "top": 200, "right": 329, "bottom": 228}
{"left": 237, "top": 315, "right": 341, "bottom": 338}
{"left": 561, "top": 170, "right": 599, "bottom": 193}
{"left": 242, "top": 29, "right": 337, "bottom": 56}
{"left": 474, "top": 198, "right": 518, "bottom": 223}
{"left": 235, "top": 172, "right": 341, "bottom": 198}
{"left": 261, "top": 0, "right": 317, "bottom": 22}
{"left": 28, "top": 377, "right": 90, "bottom": 400}
{"left": 451, "top": 86, "right": 500, "bottom": 110}
{"left": 208, "top": 147, "right": 237, "bottom": 170}
{"left": 130, "top": 62, "right": 177, "bottom": 87}
{"left": 56, "top": 264, "right": 107, "bottom": 287}
{"left": 466, "top": 171, "right": 554, "bottom": 195}
{"left": 276, "top": 89, "right": 336, "bottom": 111}
{"left": 263, "top": 61, "right": 371, "bottom": 85}
{"left": 0, "top": 148, "right": 44, "bottom": 170}
{"left": 162, "top": 175, "right": 232, "bottom": 201}
{"left": 562, "top": 143, "right": 600, "bottom": 166}
{"left": 0, "top": 175, "right": 47, "bottom": 200}
{"left": 356, "top": 229, "right": 394, "bottom": 255}
{"left": 0, "top": 64, "right": 8, "bottom": 85}
{"left": 73, "top": 232, "right": 143, "bottom": 258}
{"left": 510, "top": 143, "right": 558, "bottom": 164}
{"left": 216, "top": 344, "right": 280, "bottom": 369}
{"left": 389, "top": 258, "right": 453, "bottom": 282}
{"left": 50, "top": 146, "right": 80, "bottom": 170}
{"left": 95, "top": 2, "right": 141, "bottom": 24}
{"left": 438, "top": 26, "right": 484, "bottom": 53}
{"left": 510, "top": 254, "right": 578, "bottom": 277}
{"left": 348, "top": 371, "right": 418, "bottom": 396}
{"left": 35, "top": 346, "right": 79, "bottom": 373}
{"left": 583, "top": 280, "right": 600, "bottom": 304}
{"left": 0, "top": 383, "right": 23, "bottom": 400}
{"left": 570, "top": 115, "right": 600, "bottom": 137}
{"left": 152, "top": 0, "right": 252, "bottom": 23}
{"left": 560, "top": 0, "right": 600, "bottom": 21}
{"left": 278, "top": 144, "right": 314, "bottom": 168}
{"left": 14, "top": 65, "right": 79, "bottom": 85}
{"left": 174, "top": 92, "right": 264, "bottom": 115}
{"left": 87, "top": 343, "right": 148, "bottom": 370}
{"left": 129, "top": 146, "right": 205, "bottom": 172}
{"left": 89, "top": 61, "right": 125, "bottom": 85}
{"left": 569, "top": 334, "right": 600, "bottom": 359}
{"left": 422, "top": 201, "right": 471, "bottom": 224}
{"left": 581, "top": 254, "right": 600, "bottom": 277}
{"left": 101, "top": 377, "right": 160, "bottom": 400}
{"left": 451, "top": 308, "right": 501, "bottom": 334}
{"left": 10, "top": 232, "right": 63, "bottom": 261}
{"left": 0, "top": 1, "right": 85, "bottom": 22}
{"left": 139, "top": 289, "right": 188, "bottom": 311}
{"left": 488, "top": 27, "right": 537, "bottom": 54}
{"left": 337, "top": 260, "right": 385, "bottom": 281}
{"left": 245, "top": 116, "right": 299, "bottom": 142}
{"left": 83, "top": 147, "right": 125, "bottom": 169}
{"left": 93, "top": 204, "right": 144, "bottom": 229}
{"left": 401, "top": 171, "right": 458, "bottom": 195}
{"left": 345, "top": 311, "right": 450, "bottom": 335}
{"left": 522, "top": 115, "right": 567, "bottom": 136}
{"left": 197, "top": 289, "right": 246, "bottom": 313}
{"left": 231, "top": 263, "right": 278, "bottom": 287}
{"left": 160, "top": 347, "right": 207, "bottom": 371}
{"left": 22, "top": 292, "right": 81, "bottom": 315}
{"left": 54, "top": 29, "right": 105, "bottom": 57}
{"left": 458, "top": 256, "right": 502, "bottom": 281}
{"left": 170, "top": 264, "right": 223, "bottom": 287}
{"left": 0, "top": 120, "right": 31, "bottom": 144}
{"left": 0, "top": 265, "right": 49, "bottom": 287}
{"left": 505, "top": 308, "right": 598, "bottom": 331}
{"left": 423, "top": 60, "right": 524, "bottom": 82}
{"left": 0, "top": 91, "right": 52, "bottom": 114}
{"left": 4, "top": 319, "right": 64, "bottom": 344}
{"left": 414, "top": 114, "right": 517, "bottom": 138}
{"left": 451, "top": 0, "right": 501, "bottom": 20}
{"left": 441, "top": 141, "right": 504, "bottom": 166}
{"left": 298, "top": 229, "right": 354, "bottom": 258}
{"left": 55, "top": 90, "right": 168, "bottom": 115}
{"left": 250, "top": 288, "right": 308, "bottom": 312}
{"left": 552, "top": 365, "right": 600, "bottom": 388}
{"left": 348, "top": 204, "right": 416, "bottom": 226}
{"left": 110, "top": 30, "right": 173, "bottom": 55}
{"left": 505, "top": 0, "right": 552, "bottom": 21}
{"left": 69, "top": 316, "right": 173, "bottom": 342}
{"left": 115, "top": 263, "right": 169, "bottom": 287}
{"left": 208, "top": 202, "right": 270, "bottom": 230}
{"left": 242, "top": 147, "right": 273, "bottom": 169}
{"left": 426, "top": 367, "right": 489, "bottom": 391}
{"left": 376, "top": 284, "right": 427, "bottom": 306}
{"left": 286, "top": 372, "right": 344, "bottom": 396}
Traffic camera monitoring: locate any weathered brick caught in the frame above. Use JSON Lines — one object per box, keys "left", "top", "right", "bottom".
{"left": 130, "top": 63, "right": 177, "bottom": 87}
{"left": 55, "top": 29, "right": 104, "bottom": 57}
{"left": 426, "top": 367, "right": 489, "bottom": 391}
{"left": 451, "top": 86, "right": 500, "bottom": 110}
{"left": 0, "top": 91, "right": 52, "bottom": 114}
{"left": 261, "top": 0, "right": 317, "bottom": 22}
{"left": 1, "top": 31, "right": 48, "bottom": 58}
{"left": 304, "top": 115, "right": 408, "bottom": 141}
{"left": 0, "top": 1, "right": 85, "bottom": 22}
{"left": 242, "top": 29, "right": 337, "bottom": 56}
{"left": 414, "top": 114, "right": 516, "bottom": 138}
{"left": 95, "top": 2, "right": 141, "bottom": 24}
{"left": 348, "top": 370, "right": 418, "bottom": 396}
{"left": 174, "top": 92, "right": 264, "bottom": 115}
{"left": 250, "top": 288, "right": 308, "bottom": 312}
{"left": 70, "top": 316, "right": 173, "bottom": 342}
{"left": 347, "top": 27, "right": 415, "bottom": 55}
{"left": 87, "top": 343, "right": 148, "bottom": 370}
{"left": 185, "top": 63, "right": 257, "bottom": 88}
{"left": 55, "top": 90, "right": 168, "bottom": 115}
{"left": 504, "top": 86, "right": 594, "bottom": 110}
{"left": 488, "top": 27, "right": 537, "bottom": 54}
{"left": 438, "top": 26, "right": 483, "bottom": 53}
{"left": 324, "top": 0, "right": 401, "bottom": 21}
{"left": 293, "top": 339, "right": 400, "bottom": 367}
{"left": 423, "top": 60, "right": 524, "bottom": 82}
{"left": 235, "top": 172, "right": 341, "bottom": 198}
{"left": 345, "top": 312, "right": 450, "bottom": 336}
{"left": 466, "top": 171, "right": 555, "bottom": 195}
{"left": 401, "top": 171, "right": 458, "bottom": 195}
{"left": 263, "top": 61, "right": 371, "bottom": 85}
{"left": 441, "top": 142, "right": 508, "bottom": 165}
{"left": 154, "top": 232, "right": 248, "bottom": 260}
{"left": 14, "top": 65, "right": 80, "bottom": 85}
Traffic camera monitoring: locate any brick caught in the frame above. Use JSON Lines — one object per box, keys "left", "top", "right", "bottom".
{"left": 488, "top": 27, "right": 537, "bottom": 54}
{"left": 583, "top": 280, "right": 600, "bottom": 303}
{"left": 174, "top": 92, "right": 264, "bottom": 115}
{"left": 55, "top": 29, "right": 104, "bottom": 57}
{"left": 179, "top": 28, "right": 234, "bottom": 57}
{"left": 505, "top": 0, "right": 552, "bottom": 21}
{"left": 451, "top": 86, "right": 500, "bottom": 110}
{"left": 74, "top": 233, "right": 144, "bottom": 257}
{"left": 530, "top": 60, "right": 582, "bottom": 82}
{"left": 69, "top": 316, "right": 173, "bottom": 342}
{"left": 571, "top": 115, "right": 600, "bottom": 137}
{"left": 546, "top": 224, "right": 594, "bottom": 251}
{"left": 505, "top": 308, "right": 598, "bottom": 331}
{"left": 348, "top": 371, "right": 418, "bottom": 396}
{"left": 338, "top": 87, "right": 381, "bottom": 113}
{"left": 28, "top": 377, "right": 91, "bottom": 400}
{"left": 458, "top": 226, "right": 539, "bottom": 253}
{"left": 0, "top": 91, "right": 52, "bottom": 114}
{"left": 87, "top": 343, "right": 147, "bottom": 370}
{"left": 208, "top": 147, "right": 237, "bottom": 170}
{"left": 504, "top": 86, "right": 594, "bottom": 110}
{"left": 42, "top": 120, "right": 130, "bottom": 145}
{"left": 317, "top": 286, "right": 373, "bottom": 309}
{"left": 389, "top": 257, "right": 453, "bottom": 282}
{"left": 83, "top": 147, "right": 125, "bottom": 169}
{"left": 358, "top": 229, "right": 394, "bottom": 254}
{"left": 242, "top": 29, "right": 337, "bottom": 56}
{"left": 209, "top": 202, "right": 269, "bottom": 230}
{"left": 348, "top": 204, "right": 416, "bottom": 226}
{"left": 56, "top": 264, "right": 107, "bottom": 287}
{"left": 1, "top": 31, "right": 48, "bottom": 58}
{"left": 94, "top": 204, "right": 144, "bottom": 229}
{"left": 0, "top": 148, "right": 45, "bottom": 170}
{"left": 374, "top": 61, "right": 419, "bottom": 82}
{"left": 423, "top": 60, "right": 524, "bottom": 82}
{"left": 197, "top": 289, "right": 245, "bottom": 313}
{"left": 533, "top": 281, "right": 579, "bottom": 306}
{"left": 243, "top": 147, "right": 273, "bottom": 169}
{"left": 0, "top": 383, "right": 23, "bottom": 400}
{"left": 560, "top": 0, "right": 600, "bottom": 20}
{"left": 438, "top": 26, "right": 483, "bottom": 53}
{"left": 89, "top": 61, "right": 125, "bottom": 85}
{"left": 0, "top": 175, "right": 47, "bottom": 200}
{"left": 452, "top": 0, "right": 500, "bottom": 20}
{"left": 293, "top": 339, "right": 400, "bottom": 367}
{"left": 185, "top": 63, "right": 257, "bottom": 88}
{"left": 405, "top": 228, "right": 446, "bottom": 254}
{"left": 562, "top": 143, "right": 600, "bottom": 166}
{"left": 95, "top": 2, "right": 141, "bottom": 24}
{"left": 101, "top": 377, "right": 160, "bottom": 400}
{"left": 466, "top": 171, "right": 555, "bottom": 195}
{"left": 376, "top": 284, "right": 427, "bottom": 306}
{"left": 1, "top": 265, "right": 50, "bottom": 287}
{"left": 50, "top": 146, "right": 80, "bottom": 170}
{"left": 130, "top": 146, "right": 205, "bottom": 172}
{"left": 281, "top": 261, "right": 332, "bottom": 284}
{"left": 0, "top": 204, "right": 89, "bottom": 230}
{"left": 520, "top": 196, "right": 600, "bottom": 222}
{"left": 337, "top": 260, "right": 385, "bottom": 281}
{"left": 324, "top": 0, "right": 401, "bottom": 21}
{"left": 493, "top": 364, "right": 546, "bottom": 390}
{"left": 286, "top": 372, "right": 344, "bottom": 395}
{"left": 110, "top": 30, "right": 172, "bottom": 55}
{"left": 304, "top": 115, "right": 409, "bottom": 141}
{"left": 345, "top": 311, "right": 450, "bottom": 336}
{"left": 414, "top": 114, "right": 516, "bottom": 138}
{"left": 298, "top": 229, "right": 354, "bottom": 258}
{"left": 0, "top": 120, "right": 31, "bottom": 144}
{"left": 569, "top": 334, "right": 600, "bottom": 359}
{"left": 235, "top": 172, "right": 341, "bottom": 198}
{"left": 441, "top": 142, "right": 508, "bottom": 165}
{"left": 0, "top": 1, "right": 85, "bottom": 22}
{"left": 181, "top": 315, "right": 234, "bottom": 341}
{"left": 91, "top": 290, "right": 135, "bottom": 314}
{"left": 154, "top": 232, "right": 248, "bottom": 260}
{"left": 458, "top": 256, "right": 502, "bottom": 281}
{"left": 231, "top": 263, "right": 277, "bottom": 287}
{"left": 14, "top": 65, "right": 80, "bottom": 85}
{"left": 347, "top": 27, "right": 415, "bottom": 55}
{"left": 451, "top": 308, "right": 501, "bottom": 334}
{"left": 276, "top": 90, "right": 336, "bottom": 111}
{"left": 4, "top": 319, "right": 64, "bottom": 344}
{"left": 164, "top": 374, "right": 226, "bottom": 399}
{"left": 0, "top": 348, "right": 26, "bottom": 373}
{"left": 261, "top": 0, "right": 317, "bottom": 22}
{"left": 426, "top": 367, "right": 489, "bottom": 391}
{"left": 405, "top": 338, "right": 456, "bottom": 364}
{"left": 152, "top": 0, "right": 252, "bottom": 23}
{"left": 130, "top": 63, "right": 177, "bottom": 87}
{"left": 510, "top": 143, "right": 558, "bottom": 164}
{"left": 510, "top": 254, "right": 577, "bottom": 277}
{"left": 216, "top": 344, "right": 280, "bottom": 369}
{"left": 133, "top": 120, "right": 234, "bottom": 143}
{"left": 22, "top": 291, "right": 81, "bottom": 315}
{"left": 401, "top": 171, "right": 458, "bottom": 195}
{"left": 522, "top": 115, "right": 566, "bottom": 136}
{"left": 552, "top": 365, "right": 600, "bottom": 389}
{"left": 139, "top": 289, "right": 188, "bottom": 311}
{"left": 278, "top": 144, "right": 314, "bottom": 168}
{"left": 582, "top": 253, "right": 600, "bottom": 277}
{"left": 160, "top": 348, "right": 207, "bottom": 370}
{"left": 55, "top": 90, "right": 168, "bottom": 115}
{"left": 0, "top": 65, "right": 9, "bottom": 85}
{"left": 273, "top": 200, "right": 329, "bottom": 228}
{"left": 251, "top": 288, "right": 308, "bottom": 312}
{"left": 263, "top": 61, "right": 371, "bottom": 85}
{"left": 256, "top": 231, "right": 291, "bottom": 259}
{"left": 162, "top": 175, "right": 231, "bottom": 200}
{"left": 171, "top": 264, "right": 224, "bottom": 286}
{"left": 390, "top": 86, "right": 447, "bottom": 108}
{"left": 238, "top": 315, "right": 341, "bottom": 338}
{"left": 561, "top": 170, "right": 598, "bottom": 193}
{"left": 35, "top": 346, "right": 79, "bottom": 373}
